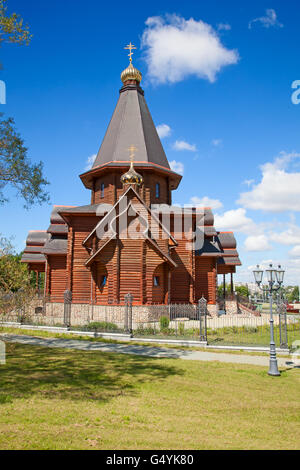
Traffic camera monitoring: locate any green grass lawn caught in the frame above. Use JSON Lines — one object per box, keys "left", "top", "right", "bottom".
{"left": 0, "top": 326, "right": 291, "bottom": 357}
{"left": 0, "top": 342, "right": 299, "bottom": 450}
{"left": 134, "top": 322, "right": 300, "bottom": 347}
{"left": 1, "top": 317, "right": 299, "bottom": 348}
{"left": 207, "top": 322, "right": 300, "bottom": 347}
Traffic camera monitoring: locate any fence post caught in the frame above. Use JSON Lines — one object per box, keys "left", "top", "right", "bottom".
{"left": 236, "top": 293, "right": 241, "bottom": 314}
{"left": 276, "top": 294, "right": 282, "bottom": 346}
{"left": 198, "top": 297, "right": 207, "bottom": 342}
{"left": 124, "top": 293, "right": 133, "bottom": 336}
{"left": 281, "top": 299, "right": 288, "bottom": 349}
{"left": 63, "top": 290, "right": 72, "bottom": 328}
{"left": 276, "top": 294, "right": 288, "bottom": 348}
{"left": 17, "top": 308, "right": 24, "bottom": 324}
{"left": 124, "top": 294, "right": 129, "bottom": 332}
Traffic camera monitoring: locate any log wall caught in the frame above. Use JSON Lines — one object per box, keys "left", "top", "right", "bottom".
{"left": 48, "top": 255, "right": 67, "bottom": 302}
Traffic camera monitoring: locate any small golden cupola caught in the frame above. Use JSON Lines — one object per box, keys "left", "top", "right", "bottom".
{"left": 121, "top": 145, "right": 144, "bottom": 186}
{"left": 121, "top": 42, "right": 142, "bottom": 84}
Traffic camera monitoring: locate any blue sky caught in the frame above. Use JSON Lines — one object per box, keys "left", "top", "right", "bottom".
{"left": 1, "top": 0, "right": 300, "bottom": 285}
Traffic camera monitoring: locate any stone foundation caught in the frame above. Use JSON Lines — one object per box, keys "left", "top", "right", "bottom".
{"left": 224, "top": 300, "right": 239, "bottom": 316}
{"left": 207, "top": 304, "right": 218, "bottom": 317}
{"left": 1, "top": 301, "right": 219, "bottom": 327}
{"left": 2, "top": 301, "right": 296, "bottom": 331}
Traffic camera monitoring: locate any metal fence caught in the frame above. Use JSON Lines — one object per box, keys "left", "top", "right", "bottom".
{"left": 205, "top": 313, "right": 300, "bottom": 348}
{"left": 131, "top": 297, "right": 208, "bottom": 342}
{"left": 1, "top": 291, "right": 300, "bottom": 348}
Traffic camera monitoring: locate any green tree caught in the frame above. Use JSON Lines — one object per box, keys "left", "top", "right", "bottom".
{"left": 0, "top": 234, "right": 36, "bottom": 317}
{"left": 0, "top": 0, "right": 32, "bottom": 51}
{"left": 286, "top": 286, "right": 299, "bottom": 303}
{"left": 235, "top": 285, "right": 250, "bottom": 298}
{"left": 0, "top": 1, "right": 49, "bottom": 207}
{"left": 0, "top": 115, "right": 49, "bottom": 206}
{"left": 0, "top": 233, "right": 30, "bottom": 291}
{"left": 217, "top": 283, "right": 232, "bottom": 297}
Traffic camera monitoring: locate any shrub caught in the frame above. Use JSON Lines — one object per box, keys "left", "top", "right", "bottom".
{"left": 185, "top": 328, "right": 200, "bottom": 337}
{"left": 207, "top": 328, "right": 218, "bottom": 335}
{"left": 135, "top": 325, "right": 156, "bottom": 336}
{"left": 160, "top": 316, "right": 169, "bottom": 330}
{"left": 178, "top": 322, "right": 185, "bottom": 336}
{"left": 244, "top": 326, "right": 258, "bottom": 333}
{"left": 86, "top": 321, "right": 118, "bottom": 332}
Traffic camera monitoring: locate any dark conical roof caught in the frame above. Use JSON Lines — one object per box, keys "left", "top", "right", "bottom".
{"left": 92, "top": 84, "right": 171, "bottom": 170}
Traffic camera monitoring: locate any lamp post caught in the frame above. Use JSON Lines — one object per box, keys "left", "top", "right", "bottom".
{"left": 253, "top": 264, "right": 285, "bottom": 376}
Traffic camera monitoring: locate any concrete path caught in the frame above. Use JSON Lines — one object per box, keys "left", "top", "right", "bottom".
{"left": 1, "top": 333, "right": 297, "bottom": 369}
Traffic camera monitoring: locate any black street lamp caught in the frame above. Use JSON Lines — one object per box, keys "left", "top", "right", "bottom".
{"left": 253, "top": 264, "right": 285, "bottom": 376}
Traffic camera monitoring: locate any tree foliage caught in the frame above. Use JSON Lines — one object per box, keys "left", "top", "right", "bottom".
{"left": 217, "top": 283, "right": 232, "bottom": 297}
{"left": 0, "top": 2, "right": 49, "bottom": 207}
{"left": 284, "top": 285, "right": 299, "bottom": 303}
{"left": 0, "top": 234, "right": 36, "bottom": 316}
{"left": 0, "top": 0, "right": 32, "bottom": 49}
{"left": 0, "top": 114, "right": 50, "bottom": 207}
{"left": 0, "top": 233, "right": 30, "bottom": 291}
{"left": 235, "top": 285, "right": 250, "bottom": 298}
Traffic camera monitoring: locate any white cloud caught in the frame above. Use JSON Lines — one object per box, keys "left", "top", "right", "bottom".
{"left": 249, "top": 9, "right": 283, "bottom": 29}
{"left": 190, "top": 196, "right": 223, "bottom": 210}
{"left": 214, "top": 208, "right": 256, "bottom": 233}
{"left": 212, "top": 138, "right": 222, "bottom": 147}
{"left": 156, "top": 123, "right": 171, "bottom": 139}
{"left": 243, "top": 179, "right": 255, "bottom": 187}
{"left": 267, "top": 221, "right": 300, "bottom": 261}
{"left": 217, "top": 23, "right": 231, "bottom": 31}
{"left": 141, "top": 14, "right": 239, "bottom": 84}
{"left": 244, "top": 235, "right": 272, "bottom": 252}
{"left": 269, "top": 222, "right": 300, "bottom": 246}
{"left": 85, "top": 154, "right": 96, "bottom": 171}
{"left": 169, "top": 160, "right": 184, "bottom": 175}
{"left": 238, "top": 152, "right": 300, "bottom": 212}
{"left": 173, "top": 140, "right": 197, "bottom": 152}
{"left": 289, "top": 245, "right": 300, "bottom": 258}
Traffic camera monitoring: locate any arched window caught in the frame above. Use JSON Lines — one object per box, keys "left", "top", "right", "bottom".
{"left": 155, "top": 182, "right": 160, "bottom": 199}
{"left": 100, "top": 183, "right": 105, "bottom": 198}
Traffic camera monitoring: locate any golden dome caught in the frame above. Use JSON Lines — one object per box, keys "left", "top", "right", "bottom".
{"left": 121, "top": 161, "right": 143, "bottom": 186}
{"left": 121, "top": 62, "right": 142, "bottom": 84}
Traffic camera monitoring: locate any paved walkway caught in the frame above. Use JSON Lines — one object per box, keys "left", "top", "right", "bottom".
{"left": 1, "top": 333, "right": 297, "bottom": 368}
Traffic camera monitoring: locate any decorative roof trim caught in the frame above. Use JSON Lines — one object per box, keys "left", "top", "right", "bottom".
{"left": 82, "top": 185, "right": 177, "bottom": 247}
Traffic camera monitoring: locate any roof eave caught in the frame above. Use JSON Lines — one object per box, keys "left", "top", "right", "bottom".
{"left": 79, "top": 161, "right": 182, "bottom": 190}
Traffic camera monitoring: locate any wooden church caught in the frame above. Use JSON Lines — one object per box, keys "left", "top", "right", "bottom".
{"left": 21, "top": 45, "right": 241, "bottom": 316}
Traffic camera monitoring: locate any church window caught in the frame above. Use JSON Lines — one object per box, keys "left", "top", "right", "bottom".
{"left": 155, "top": 182, "right": 160, "bottom": 198}
{"left": 100, "top": 183, "right": 105, "bottom": 198}
{"left": 100, "top": 275, "right": 107, "bottom": 287}
{"left": 153, "top": 276, "right": 160, "bottom": 287}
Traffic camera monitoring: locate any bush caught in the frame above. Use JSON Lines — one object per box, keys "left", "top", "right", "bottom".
{"left": 207, "top": 328, "right": 218, "bottom": 335}
{"left": 178, "top": 322, "right": 185, "bottom": 336}
{"left": 158, "top": 328, "right": 175, "bottom": 337}
{"left": 160, "top": 316, "right": 170, "bottom": 330}
{"left": 230, "top": 326, "right": 239, "bottom": 334}
{"left": 135, "top": 325, "right": 156, "bottom": 336}
{"left": 86, "top": 321, "right": 118, "bottom": 332}
{"left": 243, "top": 326, "right": 258, "bottom": 333}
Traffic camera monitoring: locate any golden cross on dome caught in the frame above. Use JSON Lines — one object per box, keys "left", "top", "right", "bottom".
{"left": 127, "top": 145, "right": 138, "bottom": 162}
{"left": 124, "top": 42, "right": 136, "bottom": 63}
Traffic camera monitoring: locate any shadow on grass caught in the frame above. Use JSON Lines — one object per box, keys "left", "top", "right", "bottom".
{"left": 0, "top": 342, "right": 184, "bottom": 405}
